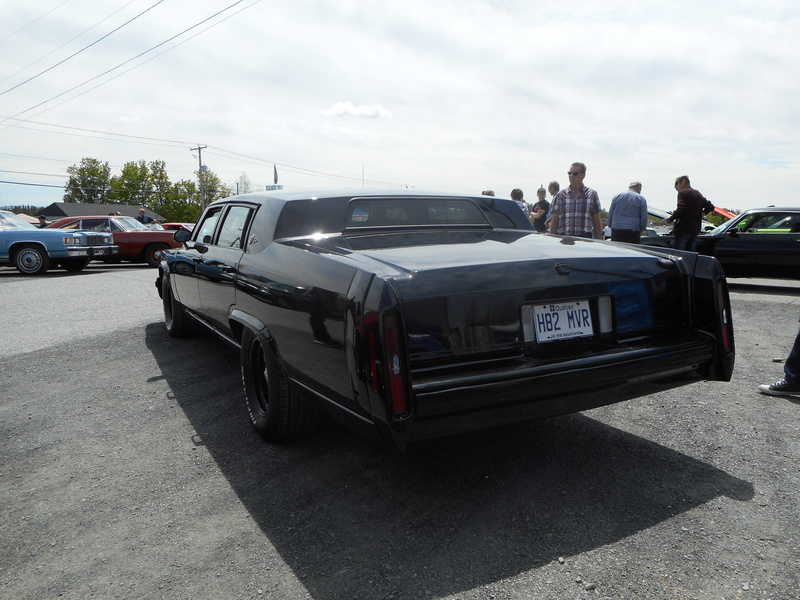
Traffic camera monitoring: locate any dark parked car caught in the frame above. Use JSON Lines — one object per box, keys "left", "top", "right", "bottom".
{"left": 641, "top": 207, "right": 800, "bottom": 279}
{"left": 156, "top": 190, "right": 735, "bottom": 452}
{"left": 0, "top": 210, "right": 117, "bottom": 275}
{"left": 47, "top": 215, "right": 181, "bottom": 267}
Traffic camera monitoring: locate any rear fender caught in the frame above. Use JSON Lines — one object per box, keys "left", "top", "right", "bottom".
{"left": 691, "top": 255, "right": 735, "bottom": 381}
{"left": 360, "top": 277, "right": 414, "bottom": 452}
{"left": 229, "top": 309, "right": 270, "bottom": 347}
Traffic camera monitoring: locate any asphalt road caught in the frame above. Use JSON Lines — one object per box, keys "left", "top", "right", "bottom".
{"left": 1, "top": 263, "right": 798, "bottom": 600}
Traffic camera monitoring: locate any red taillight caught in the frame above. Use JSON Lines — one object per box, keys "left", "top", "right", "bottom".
{"left": 717, "top": 280, "right": 734, "bottom": 354}
{"left": 383, "top": 313, "right": 407, "bottom": 416}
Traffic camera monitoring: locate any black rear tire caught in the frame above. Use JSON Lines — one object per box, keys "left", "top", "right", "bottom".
{"left": 161, "top": 275, "right": 197, "bottom": 338}
{"left": 240, "top": 328, "right": 320, "bottom": 442}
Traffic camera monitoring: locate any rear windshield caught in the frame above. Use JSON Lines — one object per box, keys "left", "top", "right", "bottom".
{"left": 274, "top": 196, "right": 512, "bottom": 239}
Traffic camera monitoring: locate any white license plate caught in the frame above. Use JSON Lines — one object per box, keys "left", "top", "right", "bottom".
{"left": 528, "top": 300, "right": 593, "bottom": 342}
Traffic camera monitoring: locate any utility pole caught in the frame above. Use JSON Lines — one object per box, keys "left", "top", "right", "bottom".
{"left": 190, "top": 145, "right": 207, "bottom": 209}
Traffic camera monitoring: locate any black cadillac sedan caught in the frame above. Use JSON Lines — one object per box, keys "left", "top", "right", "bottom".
{"left": 156, "top": 189, "right": 734, "bottom": 452}
{"left": 641, "top": 207, "right": 800, "bottom": 280}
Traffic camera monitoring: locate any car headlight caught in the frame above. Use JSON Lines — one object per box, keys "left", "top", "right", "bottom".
{"left": 63, "top": 236, "right": 82, "bottom": 245}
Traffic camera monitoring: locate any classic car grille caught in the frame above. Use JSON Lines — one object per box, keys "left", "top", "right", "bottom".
{"left": 84, "top": 235, "right": 106, "bottom": 246}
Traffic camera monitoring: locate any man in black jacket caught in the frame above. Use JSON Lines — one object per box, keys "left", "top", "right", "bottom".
{"left": 666, "top": 175, "right": 714, "bottom": 251}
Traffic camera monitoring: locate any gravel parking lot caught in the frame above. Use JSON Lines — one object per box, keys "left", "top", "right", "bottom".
{"left": 1, "top": 263, "right": 798, "bottom": 600}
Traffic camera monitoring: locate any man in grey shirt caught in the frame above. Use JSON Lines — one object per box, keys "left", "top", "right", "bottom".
{"left": 607, "top": 181, "right": 648, "bottom": 243}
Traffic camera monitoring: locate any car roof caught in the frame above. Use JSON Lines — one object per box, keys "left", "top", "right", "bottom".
{"left": 209, "top": 188, "right": 494, "bottom": 206}
{"left": 740, "top": 207, "right": 800, "bottom": 212}
{"left": 54, "top": 215, "right": 123, "bottom": 219}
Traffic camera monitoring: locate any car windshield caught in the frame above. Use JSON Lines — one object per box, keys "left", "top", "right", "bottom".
{"left": 117, "top": 217, "right": 151, "bottom": 231}
{"left": 0, "top": 212, "right": 38, "bottom": 230}
{"left": 707, "top": 216, "right": 738, "bottom": 235}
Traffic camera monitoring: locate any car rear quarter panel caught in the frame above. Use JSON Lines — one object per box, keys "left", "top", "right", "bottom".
{"left": 235, "top": 239, "right": 360, "bottom": 413}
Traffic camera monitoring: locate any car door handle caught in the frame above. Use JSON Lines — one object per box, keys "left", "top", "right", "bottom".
{"left": 220, "top": 265, "right": 236, "bottom": 274}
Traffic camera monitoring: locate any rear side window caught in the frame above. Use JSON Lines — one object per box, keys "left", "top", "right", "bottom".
{"left": 217, "top": 206, "right": 254, "bottom": 249}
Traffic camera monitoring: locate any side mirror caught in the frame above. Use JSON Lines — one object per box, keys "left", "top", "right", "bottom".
{"left": 728, "top": 229, "right": 739, "bottom": 238}
{"left": 174, "top": 229, "right": 191, "bottom": 243}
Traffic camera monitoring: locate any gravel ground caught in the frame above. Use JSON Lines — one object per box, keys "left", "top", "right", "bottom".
{"left": 1, "top": 264, "right": 798, "bottom": 600}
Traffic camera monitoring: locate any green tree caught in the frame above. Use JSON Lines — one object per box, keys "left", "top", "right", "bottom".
{"left": 156, "top": 180, "right": 202, "bottom": 223}
{"left": 148, "top": 160, "right": 172, "bottom": 212}
{"left": 64, "top": 158, "right": 111, "bottom": 203}
{"left": 61, "top": 157, "right": 230, "bottom": 221}
{"left": 0, "top": 204, "right": 40, "bottom": 215}
{"left": 109, "top": 160, "right": 152, "bottom": 207}
{"left": 198, "top": 169, "right": 233, "bottom": 208}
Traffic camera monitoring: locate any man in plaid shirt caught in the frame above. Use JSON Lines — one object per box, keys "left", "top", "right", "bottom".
{"left": 548, "top": 162, "right": 603, "bottom": 239}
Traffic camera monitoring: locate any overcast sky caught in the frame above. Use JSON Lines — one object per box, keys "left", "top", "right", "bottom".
{"left": 1, "top": 0, "right": 798, "bottom": 212}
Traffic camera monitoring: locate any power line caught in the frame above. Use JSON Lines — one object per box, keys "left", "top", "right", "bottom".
{"left": 0, "top": 0, "right": 140, "bottom": 86}
{"left": 205, "top": 149, "right": 408, "bottom": 188}
{"left": 0, "top": 179, "right": 65, "bottom": 189}
{"left": 7, "top": 0, "right": 264, "bottom": 127}
{"left": 1, "top": 115, "right": 408, "bottom": 187}
{"left": 0, "top": 169, "right": 68, "bottom": 178}
{"left": 1, "top": 0, "right": 252, "bottom": 124}
{"left": 2, "top": 115, "right": 193, "bottom": 147}
{"left": 0, "top": 0, "right": 73, "bottom": 46}
{"left": 0, "top": 0, "right": 167, "bottom": 97}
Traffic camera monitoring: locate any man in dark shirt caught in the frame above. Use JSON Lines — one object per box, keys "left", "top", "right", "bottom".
{"left": 529, "top": 186, "right": 550, "bottom": 232}
{"left": 666, "top": 175, "right": 714, "bottom": 251}
{"left": 136, "top": 208, "right": 155, "bottom": 225}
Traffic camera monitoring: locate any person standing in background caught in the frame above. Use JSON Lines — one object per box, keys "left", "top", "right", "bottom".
{"left": 548, "top": 181, "right": 560, "bottom": 205}
{"left": 759, "top": 318, "right": 800, "bottom": 397}
{"left": 136, "top": 208, "right": 155, "bottom": 225}
{"left": 549, "top": 162, "right": 602, "bottom": 239}
{"left": 666, "top": 175, "right": 714, "bottom": 251}
{"left": 607, "top": 181, "right": 648, "bottom": 243}
{"left": 510, "top": 188, "right": 529, "bottom": 216}
{"left": 529, "top": 186, "right": 550, "bottom": 232}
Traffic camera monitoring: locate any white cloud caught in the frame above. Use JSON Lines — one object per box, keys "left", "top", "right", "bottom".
{"left": 322, "top": 102, "right": 392, "bottom": 119}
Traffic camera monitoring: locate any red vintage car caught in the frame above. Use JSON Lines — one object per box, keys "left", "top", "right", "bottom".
{"left": 162, "top": 222, "right": 195, "bottom": 233}
{"left": 47, "top": 215, "right": 181, "bottom": 267}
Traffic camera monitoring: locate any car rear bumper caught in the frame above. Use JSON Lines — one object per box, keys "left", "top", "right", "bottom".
{"left": 404, "top": 333, "right": 716, "bottom": 443}
{"left": 407, "top": 366, "right": 705, "bottom": 443}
